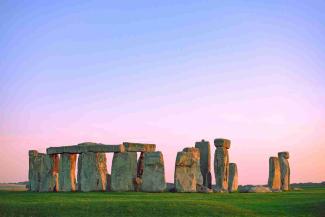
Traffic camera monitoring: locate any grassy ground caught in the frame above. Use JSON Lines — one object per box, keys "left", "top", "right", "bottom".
{"left": 0, "top": 187, "right": 324, "bottom": 217}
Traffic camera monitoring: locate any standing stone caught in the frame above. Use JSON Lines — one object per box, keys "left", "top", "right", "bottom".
{"left": 278, "top": 152, "right": 290, "bottom": 191}
{"left": 268, "top": 157, "right": 281, "bottom": 191}
{"left": 141, "top": 151, "right": 166, "bottom": 192}
{"left": 174, "top": 147, "right": 203, "bottom": 192}
{"left": 59, "top": 153, "right": 77, "bottom": 192}
{"left": 228, "top": 163, "right": 238, "bottom": 192}
{"left": 39, "top": 154, "right": 59, "bottom": 192}
{"left": 77, "top": 152, "right": 107, "bottom": 192}
{"left": 214, "top": 138, "right": 230, "bottom": 192}
{"left": 195, "top": 140, "right": 211, "bottom": 188}
{"left": 111, "top": 152, "right": 137, "bottom": 191}
{"left": 28, "top": 150, "right": 45, "bottom": 192}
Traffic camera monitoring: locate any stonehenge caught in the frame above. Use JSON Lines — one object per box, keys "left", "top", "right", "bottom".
{"left": 214, "top": 138, "right": 230, "bottom": 192}
{"left": 278, "top": 152, "right": 290, "bottom": 191}
{"left": 59, "top": 153, "right": 76, "bottom": 192}
{"left": 268, "top": 157, "right": 281, "bottom": 191}
{"left": 195, "top": 140, "right": 211, "bottom": 188}
{"left": 174, "top": 147, "right": 203, "bottom": 192}
{"left": 141, "top": 152, "right": 166, "bottom": 192}
{"left": 110, "top": 152, "right": 137, "bottom": 191}
{"left": 28, "top": 139, "right": 291, "bottom": 194}
{"left": 228, "top": 163, "right": 238, "bottom": 192}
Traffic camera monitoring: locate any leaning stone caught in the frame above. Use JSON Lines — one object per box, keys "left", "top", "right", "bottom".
{"left": 39, "top": 154, "right": 60, "bottom": 192}
{"left": 268, "top": 157, "right": 281, "bottom": 191}
{"left": 123, "top": 142, "right": 156, "bottom": 152}
{"left": 137, "top": 152, "right": 145, "bottom": 178}
{"left": 28, "top": 150, "right": 46, "bottom": 192}
{"left": 110, "top": 152, "right": 137, "bottom": 191}
{"left": 77, "top": 152, "right": 107, "bottom": 192}
{"left": 59, "top": 153, "right": 77, "bottom": 192}
{"left": 141, "top": 151, "right": 166, "bottom": 192}
{"left": 174, "top": 147, "right": 203, "bottom": 192}
{"left": 214, "top": 140, "right": 230, "bottom": 192}
{"left": 214, "top": 138, "right": 231, "bottom": 149}
{"left": 228, "top": 163, "right": 238, "bottom": 192}
{"left": 195, "top": 140, "right": 212, "bottom": 188}
{"left": 278, "top": 152, "right": 290, "bottom": 191}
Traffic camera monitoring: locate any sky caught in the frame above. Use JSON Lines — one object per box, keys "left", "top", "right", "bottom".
{"left": 0, "top": 0, "right": 325, "bottom": 184}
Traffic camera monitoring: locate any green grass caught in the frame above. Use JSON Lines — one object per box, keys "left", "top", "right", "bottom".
{"left": 0, "top": 187, "right": 324, "bottom": 217}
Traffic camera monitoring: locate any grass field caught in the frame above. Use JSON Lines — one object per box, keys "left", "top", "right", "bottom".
{"left": 0, "top": 187, "right": 324, "bottom": 217}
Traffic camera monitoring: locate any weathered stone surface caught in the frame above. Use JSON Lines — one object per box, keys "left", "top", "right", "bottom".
{"left": 59, "top": 153, "right": 77, "bottom": 192}
{"left": 228, "top": 163, "right": 238, "bottom": 192}
{"left": 111, "top": 152, "right": 137, "bottom": 191}
{"left": 47, "top": 143, "right": 124, "bottom": 154}
{"left": 197, "top": 184, "right": 213, "bottom": 193}
{"left": 39, "top": 154, "right": 59, "bottom": 192}
{"left": 174, "top": 147, "right": 203, "bottom": 192}
{"left": 29, "top": 151, "right": 59, "bottom": 192}
{"left": 238, "top": 185, "right": 272, "bottom": 193}
{"left": 278, "top": 151, "right": 290, "bottom": 191}
{"left": 29, "top": 151, "right": 45, "bottom": 192}
{"left": 214, "top": 138, "right": 231, "bottom": 149}
{"left": 141, "top": 151, "right": 166, "bottom": 192}
{"left": 77, "top": 152, "right": 107, "bottom": 192}
{"left": 268, "top": 157, "right": 281, "bottom": 191}
{"left": 214, "top": 143, "right": 230, "bottom": 192}
{"left": 123, "top": 142, "right": 156, "bottom": 152}
{"left": 195, "top": 140, "right": 211, "bottom": 188}
{"left": 106, "top": 174, "right": 111, "bottom": 192}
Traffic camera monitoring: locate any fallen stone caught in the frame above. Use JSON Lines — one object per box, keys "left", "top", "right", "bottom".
{"left": 228, "top": 163, "right": 238, "bottom": 192}
{"left": 174, "top": 147, "right": 203, "bottom": 192}
{"left": 197, "top": 184, "right": 213, "bottom": 193}
{"left": 268, "top": 157, "right": 281, "bottom": 191}
{"left": 59, "top": 153, "right": 77, "bottom": 192}
{"left": 238, "top": 185, "right": 272, "bottom": 193}
{"left": 141, "top": 151, "right": 166, "bottom": 192}
{"left": 110, "top": 152, "right": 137, "bottom": 191}
{"left": 123, "top": 142, "right": 156, "bottom": 152}
{"left": 195, "top": 140, "right": 212, "bottom": 188}
{"left": 77, "top": 152, "right": 107, "bottom": 192}
{"left": 278, "top": 151, "right": 290, "bottom": 191}
{"left": 214, "top": 139, "right": 230, "bottom": 192}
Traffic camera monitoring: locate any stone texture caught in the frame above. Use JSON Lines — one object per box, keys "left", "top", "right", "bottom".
{"left": 28, "top": 151, "right": 45, "bottom": 192}
{"left": 238, "top": 185, "right": 272, "bottom": 193}
{"left": 278, "top": 151, "right": 290, "bottom": 191}
{"left": 214, "top": 138, "right": 231, "bottom": 149}
{"left": 77, "top": 152, "right": 107, "bottom": 192}
{"left": 47, "top": 143, "right": 124, "bottom": 154}
{"left": 228, "top": 163, "right": 238, "bottom": 192}
{"left": 197, "top": 184, "right": 213, "bottom": 193}
{"left": 174, "top": 147, "right": 203, "bottom": 192}
{"left": 141, "top": 151, "right": 166, "bottom": 192}
{"left": 195, "top": 140, "right": 211, "bottom": 188}
{"left": 59, "top": 153, "right": 77, "bottom": 192}
{"left": 29, "top": 151, "right": 59, "bottom": 192}
{"left": 39, "top": 154, "right": 59, "bottom": 192}
{"left": 110, "top": 152, "right": 137, "bottom": 191}
{"left": 214, "top": 139, "right": 230, "bottom": 192}
{"left": 268, "top": 157, "right": 281, "bottom": 191}
{"left": 123, "top": 142, "right": 156, "bottom": 152}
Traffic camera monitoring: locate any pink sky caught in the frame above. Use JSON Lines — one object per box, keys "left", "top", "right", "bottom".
{"left": 1, "top": 1, "right": 325, "bottom": 185}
